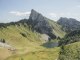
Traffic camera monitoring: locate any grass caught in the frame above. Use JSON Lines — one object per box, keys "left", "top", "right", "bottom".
{"left": 59, "top": 42, "right": 80, "bottom": 60}
{"left": 4, "top": 41, "right": 80, "bottom": 60}
{"left": 0, "top": 23, "right": 43, "bottom": 60}
{"left": 0, "top": 21, "right": 66, "bottom": 60}
{"left": 5, "top": 47, "right": 60, "bottom": 60}
{"left": 48, "top": 20, "right": 66, "bottom": 38}
{"left": 0, "top": 24, "right": 42, "bottom": 48}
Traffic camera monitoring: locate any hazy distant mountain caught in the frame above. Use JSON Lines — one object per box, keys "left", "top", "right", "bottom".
{"left": 57, "top": 17, "right": 80, "bottom": 32}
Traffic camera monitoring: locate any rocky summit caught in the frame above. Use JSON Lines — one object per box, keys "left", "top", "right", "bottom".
{"left": 57, "top": 17, "right": 80, "bottom": 32}
{"left": 27, "top": 9, "right": 56, "bottom": 39}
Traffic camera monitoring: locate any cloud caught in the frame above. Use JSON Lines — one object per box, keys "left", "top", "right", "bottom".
{"left": 48, "top": 12, "right": 77, "bottom": 21}
{"left": 49, "top": 13, "right": 57, "bottom": 17}
{"left": 9, "top": 11, "right": 31, "bottom": 16}
{"left": 48, "top": 13, "right": 59, "bottom": 21}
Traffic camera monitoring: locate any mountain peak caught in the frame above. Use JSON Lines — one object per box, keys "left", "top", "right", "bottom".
{"left": 57, "top": 17, "right": 80, "bottom": 32}
{"left": 27, "top": 9, "right": 56, "bottom": 39}
{"left": 31, "top": 9, "right": 37, "bottom": 13}
{"left": 58, "top": 17, "right": 79, "bottom": 22}
{"left": 29, "top": 9, "right": 41, "bottom": 20}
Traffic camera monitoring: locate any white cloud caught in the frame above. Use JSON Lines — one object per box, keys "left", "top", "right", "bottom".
{"left": 49, "top": 13, "right": 57, "bottom": 17}
{"left": 48, "top": 12, "right": 80, "bottom": 21}
{"left": 9, "top": 11, "right": 31, "bottom": 16}
{"left": 48, "top": 13, "right": 59, "bottom": 21}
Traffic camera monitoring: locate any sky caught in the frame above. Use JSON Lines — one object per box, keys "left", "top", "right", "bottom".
{"left": 0, "top": 0, "right": 80, "bottom": 23}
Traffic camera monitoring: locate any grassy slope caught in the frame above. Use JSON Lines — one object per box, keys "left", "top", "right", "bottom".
{"left": 0, "top": 23, "right": 44, "bottom": 60}
{"left": 59, "top": 42, "right": 80, "bottom": 60}
{"left": 59, "top": 30, "right": 80, "bottom": 46}
{"left": 5, "top": 47, "right": 60, "bottom": 60}
{"left": 48, "top": 20, "right": 66, "bottom": 38}
{"left": 4, "top": 41, "right": 80, "bottom": 60}
{"left": 0, "top": 20, "right": 66, "bottom": 60}
{"left": 0, "top": 23, "right": 42, "bottom": 48}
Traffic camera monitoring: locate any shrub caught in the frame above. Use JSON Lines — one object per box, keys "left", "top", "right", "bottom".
{"left": 20, "top": 33, "right": 27, "bottom": 37}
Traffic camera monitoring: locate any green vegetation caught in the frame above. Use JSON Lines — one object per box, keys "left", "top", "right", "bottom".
{"left": 0, "top": 9, "right": 80, "bottom": 60}
{"left": 0, "top": 21, "right": 80, "bottom": 60}
{"left": 0, "top": 23, "right": 42, "bottom": 48}
{"left": 48, "top": 20, "right": 66, "bottom": 38}
{"left": 0, "top": 23, "right": 43, "bottom": 60}
{"left": 5, "top": 47, "right": 60, "bottom": 60}
{"left": 59, "top": 30, "right": 80, "bottom": 46}
{"left": 0, "top": 39, "right": 6, "bottom": 43}
{"left": 1, "top": 21, "right": 80, "bottom": 60}
{"left": 58, "top": 42, "right": 80, "bottom": 60}
{"left": 0, "top": 20, "right": 64, "bottom": 60}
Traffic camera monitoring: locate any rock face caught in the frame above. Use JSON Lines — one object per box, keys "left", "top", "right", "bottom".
{"left": 27, "top": 9, "right": 56, "bottom": 39}
{"left": 57, "top": 17, "right": 80, "bottom": 32}
{"left": 0, "top": 42, "right": 11, "bottom": 48}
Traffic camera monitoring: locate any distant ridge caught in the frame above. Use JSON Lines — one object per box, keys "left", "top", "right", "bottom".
{"left": 57, "top": 17, "right": 80, "bottom": 32}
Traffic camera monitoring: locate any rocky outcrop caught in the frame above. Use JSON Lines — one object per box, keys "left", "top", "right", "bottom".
{"left": 0, "top": 42, "right": 11, "bottom": 48}
{"left": 57, "top": 17, "right": 80, "bottom": 32}
{"left": 27, "top": 9, "right": 56, "bottom": 39}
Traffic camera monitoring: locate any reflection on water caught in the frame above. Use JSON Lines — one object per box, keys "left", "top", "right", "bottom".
{"left": 42, "top": 41, "right": 58, "bottom": 48}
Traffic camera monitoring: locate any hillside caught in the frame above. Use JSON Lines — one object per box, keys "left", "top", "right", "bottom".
{"left": 0, "top": 9, "right": 66, "bottom": 48}
{"left": 59, "top": 30, "right": 80, "bottom": 46}
{"left": 0, "top": 23, "right": 45, "bottom": 60}
{"left": 58, "top": 30, "right": 80, "bottom": 60}
{"left": 0, "top": 9, "right": 66, "bottom": 60}
{"left": 1, "top": 9, "right": 80, "bottom": 60}
{"left": 28, "top": 9, "right": 66, "bottom": 39}
{"left": 1, "top": 0, "right": 80, "bottom": 60}
{"left": 5, "top": 47, "right": 60, "bottom": 60}
{"left": 58, "top": 42, "right": 80, "bottom": 60}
